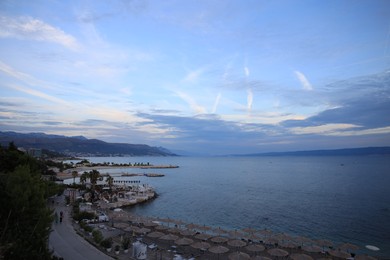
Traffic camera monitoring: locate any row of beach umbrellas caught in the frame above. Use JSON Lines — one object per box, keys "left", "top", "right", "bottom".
{"left": 109, "top": 211, "right": 374, "bottom": 259}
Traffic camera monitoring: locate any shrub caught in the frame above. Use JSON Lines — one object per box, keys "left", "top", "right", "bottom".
{"left": 92, "top": 230, "right": 103, "bottom": 244}
{"left": 122, "top": 236, "right": 130, "bottom": 250}
{"left": 100, "top": 238, "right": 112, "bottom": 249}
{"left": 73, "top": 211, "right": 95, "bottom": 222}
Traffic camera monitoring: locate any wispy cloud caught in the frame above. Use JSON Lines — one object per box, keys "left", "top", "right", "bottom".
{"left": 175, "top": 91, "right": 207, "bottom": 114}
{"left": 294, "top": 70, "right": 313, "bottom": 91}
{"left": 5, "top": 84, "right": 70, "bottom": 106}
{"left": 212, "top": 92, "right": 221, "bottom": 113}
{"left": 247, "top": 89, "right": 253, "bottom": 112}
{"left": 0, "top": 15, "right": 80, "bottom": 51}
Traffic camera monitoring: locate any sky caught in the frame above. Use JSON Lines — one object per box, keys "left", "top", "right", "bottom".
{"left": 0, "top": 0, "right": 390, "bottom": 155}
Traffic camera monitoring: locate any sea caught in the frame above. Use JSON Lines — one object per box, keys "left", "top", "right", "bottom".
{"left": 72, "top": 155, "right": 390, "bottom": 258}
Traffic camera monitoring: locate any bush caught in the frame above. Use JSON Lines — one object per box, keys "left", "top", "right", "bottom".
{"left": 100, "top": 238, "right": 112, "bottom": 249}
{"left": 122, "top": 236, "right": 130, "bottom": 250}
{"left": 83, "top": 225, "right": 93, "bottom": 233}
{"left": 92, "top": 230, "right": 103, "bottom": 244}
{"left": 73, "top": 211, "right": 95, "bottom": 222}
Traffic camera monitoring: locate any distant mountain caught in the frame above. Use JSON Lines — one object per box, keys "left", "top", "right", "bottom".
{"left": 0, "top": 131, "right": 177, "bottom": 157}
{"left": 237, "top": 147, "right": 390, "bottom": 157}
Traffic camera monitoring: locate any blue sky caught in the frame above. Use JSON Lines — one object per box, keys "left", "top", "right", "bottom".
{"left": 1, "top": 0, "right": 390, "bottom": 155}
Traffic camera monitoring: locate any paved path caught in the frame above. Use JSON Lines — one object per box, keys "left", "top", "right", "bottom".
{"left": 49, "top": 196, "right": 112, "bottom": 260}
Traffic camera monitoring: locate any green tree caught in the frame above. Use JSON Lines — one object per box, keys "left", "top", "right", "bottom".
{"left": 80, "top": 172, "right": 88, "bottom": 185}
{"left": 105, "top": 174, "right": 114, "bottom": 190}
{"left": 71, "top": 170, "right": 78, "bottom": 184}
{"left": 0, "top": 144, "right": 53, "bottom": 259}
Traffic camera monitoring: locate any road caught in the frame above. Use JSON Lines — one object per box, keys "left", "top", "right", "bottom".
{"left": 49, "top": 196, "right": 112, "bottom": 260}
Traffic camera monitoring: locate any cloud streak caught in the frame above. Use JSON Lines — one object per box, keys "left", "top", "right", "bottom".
{"left": 294, "top": 70, "right": 313, "bottom": 91}
{"left": 0, "top": 15, "right": 80, "bottom": 51}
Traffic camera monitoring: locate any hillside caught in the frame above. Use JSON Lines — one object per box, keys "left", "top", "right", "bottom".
{"left": 0, "top": 131, "right": 176, "bottom": 156}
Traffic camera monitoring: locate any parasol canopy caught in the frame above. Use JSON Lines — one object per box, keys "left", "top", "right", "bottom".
{"left": 147, "top": 231, "right": 165, "bottom": 238}
{"left": 228, "top": 251, "right": 250, "bottom": 260}
{"left": 227, "top": 239, "right": 247, "bottom": 248}
{"left": 209, "top": 245, "right": 229, "bottom": 254}
{"left": 211, "top": 236, "right": 228, "bottom": 243}
{"left": 159, "top": 233, "right": 179, "bottom": 241}
{"left": 268, "top": 248, "right": 289, "bottom": 257}
{"left": 175, "top": 237, "right": 194, "bottom": 246}
{"left": 245, "top": 244, "right": 265, "bottom": 253}
{"left": 191, "top": 241, "right": 211, "bottom": 250}
{"left": 290, "top": 253, "right": 314, "bottom": 260}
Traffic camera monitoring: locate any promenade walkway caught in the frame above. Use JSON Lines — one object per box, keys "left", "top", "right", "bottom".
{"left": 49, "top": 196, "right": 112, "bottom": 260}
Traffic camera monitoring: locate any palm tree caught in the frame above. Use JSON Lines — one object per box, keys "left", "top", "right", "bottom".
{"left": 71, "top": 170, "right": 78, "bottom": 184}
{"left": 80, "top": 172, "right": 88, "bottom": 185}
{"left": 89, "top": 169, "right": 100, "bottom": 191}
{"left": 106, "top": 174, "right": 114, "bottom": 191}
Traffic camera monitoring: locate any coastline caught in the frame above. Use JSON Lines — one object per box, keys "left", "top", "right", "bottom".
{"left": 75, "top": 207, "right": 381, "bottom": 260}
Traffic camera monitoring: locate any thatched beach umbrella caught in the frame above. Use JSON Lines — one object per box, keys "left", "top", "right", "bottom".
{"left": 227, "top": 239, "right": 247, "bottom": 248}
{"left": 213, "top": 227, "right": 227, "bottom": 236}
{"left": 114, "top": 222, "right": 128, "bottom": 229}
{"left": 316, "top": 239, "right": 333, "bottom": 248}
{"left": 211, "top": 236, "right": 229, "bottom": 244}
{"left": 279, "top": 240, "right": 299, "bottom": 249}
{"left": 135, "top": 227, "right": 151, "bottom": 234}
{"left": 267, "top": 248, "right": 289, "bottom": 258}
{"left": 180, "top": 229, "right": 197, "bottom": 236}
{"left": 252, "top": 256, "right": 272, "bottom": 260}
{"left": 197, "top": 224, "right": 212, "bottom": 232}
{"left": 191, "top": 241, "right": 211, "bottom": 250}
{"left": 339, "top": 242, "right": 359, "bottom": 253}
{"left": 195, "top": 233, "right": 212, "bottom": 241}
{"left": 242, "top": 227, "right": 257, "bottom": 234}
{"left": 290, "top": 253, "right": 314, "bottom": 260}
{"left": 229, "top": 230, "right": 244, "bottom": 239}
{"left": 209, "top": 245, "right": 229, "bottom": 260}
{"left": 228, "top": 251, "right": 250, "bottom": 260}
{"left": 155, "top": 225, "right": 169, "bottom": 231}
{"left": 175, "top": 237, "right": 194, "bottom": 246}
{"left": 147, "top": 231, "right": 165, "bottom": 238}
{"left": 263, "top": 237, "right": 278, "bottom": 246}
{"left": 302, "top": 245, "right": 322, "bottom": 253}
{"left": 186, "top": 223, "right": 197, "bottom": 229}
{"left": 245, "top": 244, "right": 265, "bottom": 254}
{"left": 143, "top": 221, "right": 158, "bottom": 227}
{"left": 328, "top": 249, "right": 351, "bottom": 259}
{"left": 159, "top": 233, "right": 179, "bottom": 241}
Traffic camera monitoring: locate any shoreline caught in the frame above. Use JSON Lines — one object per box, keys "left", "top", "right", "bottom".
{"left": 76, "top": 207, "right": 381, "bottom": 260}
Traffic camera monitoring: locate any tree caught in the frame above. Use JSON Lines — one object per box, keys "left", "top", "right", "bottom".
{"left": 80, "top": 172, "right": 88, "bottom": 185}
{"left": 105, "top": 174, "right": 114, "bottom": 190}
{"left": 0, "top": 144, "right": 53, "bottom": 259}
{"left": 88, "top": 169, "right": 100, "bottom": 201}
{"left": 71, "top": 170, "right": 78, "bottom": 184}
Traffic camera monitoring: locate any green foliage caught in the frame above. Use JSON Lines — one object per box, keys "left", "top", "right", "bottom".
{"left": 92, "top": 229, "right": 103, "bottom": 244}
{"left": 73, "top": 211, "right": 95, "bottom": 222}
{"left": 122, "top": 236, "right": 130, "bottom": 250}
{"left": 100, "top": 237, "right": 112, "bottom": 248}
{"left": 0, "top": 143, "right": 53, "bottom": 259}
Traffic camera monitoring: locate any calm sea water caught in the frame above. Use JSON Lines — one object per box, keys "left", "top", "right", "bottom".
{"left": 83, "top": 155, "right": 390, "bottom": 257}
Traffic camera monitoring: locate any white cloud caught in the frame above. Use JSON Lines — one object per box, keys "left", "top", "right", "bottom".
{"left": 291, "top": 123, "right": 359, "bottom": 135}
{"left": 294, "top": 70, "right": 313, "bottom": 91}
{"left": 247, "top": 88, "right": 253, "bottom": 111}
{"left": 175, "top": 91, "right": 207, "bottom": 114}
{"left": 0, "top": 15, "right": 80, "bottom": 51}
{"left": 183, "top": 68, "right": 204, "bottom": 83}
{"left": 244, "top": 66, "right": 250, "bottom": 77}
{"left": 6, "top": 84, "right": 70, "bottom": 106}
{"left": 212, "top": 92, "right": 221, "bottom": 113}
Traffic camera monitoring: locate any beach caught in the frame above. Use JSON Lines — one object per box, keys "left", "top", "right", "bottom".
{"left": 74, "top": 208, "right": 378, "bottom": 260}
